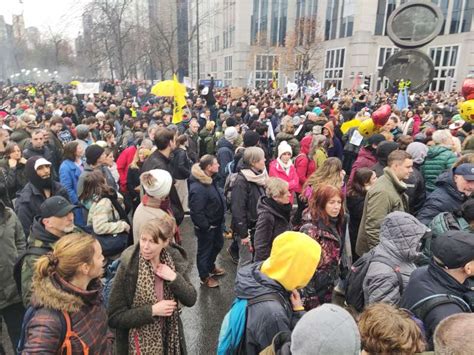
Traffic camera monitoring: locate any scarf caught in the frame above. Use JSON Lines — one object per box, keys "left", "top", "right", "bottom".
{"left": 240, "top": 168, "right": 268, "bottom": 186}
{"left": 276, "top": 158, "right": 293, "bottom": 176}
{"left": 265, "top": 197, "right": 291, "bottom": 222}
{"left": 129, "top": 252, "right": 181, "bottom": 355}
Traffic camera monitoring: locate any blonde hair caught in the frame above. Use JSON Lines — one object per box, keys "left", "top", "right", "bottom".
{"left": 139, "top": 214, "right": 176, "bottom": 243}
{"left": 130, "top": 147, "right": 151, "bottom": 169}
{"left": 304, "top": 157, "right": 343, "bottom": 192}
{"left": 265, "top": 177, "right": 289, "bottom": 198}
{"left": 33, "top": 233, "right": 96, "bottom": 283}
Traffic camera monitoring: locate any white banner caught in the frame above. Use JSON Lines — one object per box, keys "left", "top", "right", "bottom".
{"left": 287, "top": 82, "right": 298, "bottom": 96}
{"left": 77, "top": 82, "right": 100, "bottom": 95}
{"left": 327, "top": 86, "right": 336, "bottom": 100}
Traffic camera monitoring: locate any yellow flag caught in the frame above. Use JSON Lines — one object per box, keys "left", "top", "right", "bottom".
{"left": 172, "top": 74, "right": 186, "bottom": 124}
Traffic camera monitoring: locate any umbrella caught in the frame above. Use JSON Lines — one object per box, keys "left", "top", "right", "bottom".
{"left": 151, "top": 80, "right": 186, "bottom": 97}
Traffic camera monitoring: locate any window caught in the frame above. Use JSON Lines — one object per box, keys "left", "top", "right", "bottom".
{"left": 340, "top": 0, "right": 355, "bottom": 38}
{"left": 324, "top": 48, "right": 345, "bottom": 90}
{"left": 325, "top": 0, "right": 340, "bottom": 40}
{"left": 224, "top": 56, "right": 232, "bottom": 87}
{"left": 223, "top": 0, "right": 236, "bottom": 49}
{"left": 429, "top": 45, "right": 459, "bottom": 91}
{"left": 375, "top": 0, "right": 396, "bottom": 35}
{"left": 270, "top": 0, "right": 288, "bottom": 46}
{"left": 251, "top": 0, "right": 269, "bottom": 45}
{"left": 255, "top": 55, "right": 278, "bottom": 88}
{"left": 376, "top": 47, "right": 400, "bottom": 90}
{"left": 199, "top": 63, "right": 206, "bottom": 80}
{"left": 212, "top": 36, "right": 220, "bottom": 52}
{"left": 431, "top": 0, "right": 449, "bottom": 34}
{"left": 211, "top": 59, "right": 217, "bottom": 73}
{"left": 296, "top": 0, "right": 318, "bottom": 45}
{"left": 462, "top": 0, "right": 473, "bottom": 32}
{"left": 449, "top": 0, "right": 473, "bottom": 34}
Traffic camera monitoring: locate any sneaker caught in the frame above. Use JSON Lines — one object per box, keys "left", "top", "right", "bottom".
{"left": 226, "top": 247, "right": 239, "bottom": 265}
{"left": 211, "top": 267, "right": 226, "bottom": 277}
{"left": 200, "top": 276, "right": 219, "bottom": 288}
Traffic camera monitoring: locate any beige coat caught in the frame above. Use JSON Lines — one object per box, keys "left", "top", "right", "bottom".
{"left": 132, "top": 202, "right": 169, "bottom": 243}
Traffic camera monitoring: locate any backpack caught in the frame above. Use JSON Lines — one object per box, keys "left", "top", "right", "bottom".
{"left": 409, "top": 294, "right": 472, "bottom": 324}
{"left": 217, "top": 293, "right": 285, "bottom": 355}
{"left": 17, "top": 307, "right": 90, "bottom": 355}
{"left": 426, "top": 212, "right": 470, "bottom": 258}
{"left": 102, "top": 259, "right": 121, "bottom": 307}
{"left": 224, "top": 171, "right": 239, "bottom": 208}
{"left": 13, "top": 246, "right": 52, "bottom": 297}
{"left": 345, "top": 249, "right": 404, "bottom": 312}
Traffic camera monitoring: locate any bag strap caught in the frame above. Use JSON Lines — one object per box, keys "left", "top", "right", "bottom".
{"left": 410, "top": 294, "right": 471, "bottom": 321}
{"left": 60, "top": 310, "right": 89, "bottom": 355}
{"left": 248, "top": 293, "right": 290, "bottom": 313}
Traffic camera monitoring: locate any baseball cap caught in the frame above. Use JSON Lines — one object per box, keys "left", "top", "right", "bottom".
{"left": 454, "top": 163, "right": 474, "bottom": 181}
{"left": 34, "top": 158, "right": 52, "bottom": 170}
{"left": 432, "top": 231, "right": 474, "bottom": 269}
{"left": 40, "top": 196, "right": 76, "bottom": 219}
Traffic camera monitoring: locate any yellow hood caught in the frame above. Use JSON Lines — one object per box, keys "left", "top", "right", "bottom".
{"left": 261, "top": 231, "right": 321, "bottom": 291}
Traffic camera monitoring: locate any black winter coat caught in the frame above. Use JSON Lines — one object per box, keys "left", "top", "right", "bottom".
{"left": 188, "top": 164, "right": 225, "bottom": 231}
{"left": 171, "top": 148, "right": 192, "bottom": 180}
{"left": 253, "top": 196, "right": 291, "bottom": 262}
{"left": 346, "top": 193, "right": 366, "bottom": 259}
{"left": 216, "top": 138, "right": 234, "bottom": 186}
{"left": 405, "top": 165, "right": 426, "bottom": 215}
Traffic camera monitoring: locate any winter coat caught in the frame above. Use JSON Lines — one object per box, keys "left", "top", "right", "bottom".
{"left": 234, "top": 262, "right": 304, "bottom": 354}
{"left": 274, "top": 132, "right": 300, "bottom": 158}
{"left": 10, "top": 129, "right": 30, "bottom": 150}
{"left": 400, "top": 262, "right": 474, "bottom": 348}
{"left": 15, "top": 181, "right": 70, "bottom": 236}
{"left": 231, "top": 172, "right": 266, "bottom": 239}
{"left": 348, "top": 147, "right": 377, "bottom": 187}
{"left": 363, "top": 212, "right": 427, "bottom": 306}
{"left": 48, "top": 130, "right": 64, "bottom": 169}
{"left": 188, "top": 164, "right": 225, "bottom": 231}
{"left": 253, "top": 196, "right": 291, "bottom": 262}
{"left": 23, "top": 274, "right": 113, "bottom": 354}
{"left": 417, "top": 170, "right": 466, "bottom": 226}
{"left": 421, "top": 146, "right": 457, "bottom": 193}
{"left": 0, "top": 206, "right": 25, "bottom": 309}
{"left": 132, "top": 203, "right": 169, "bottom": 244}
{"left": 108, "top": 243, "right": 197, "bottom": 355}
{"left": 170, "top": 148, "right": 191, "bottom": 180}
{"left": 216, "top": 138, "right": 235, "bottom": 181}
{"left": 268, "top": 160, "right": 299, "bottom": 204}
{"left": 405, "top": 165, "right": 426, "bottom": 215}
{"left": 142, "top": 150, "right": 184, "bottom": 225}
{"left": 23, "top": 144, "right": 56, "bottom": 171}
{"left": 198, "top": 127, "right": 216, "bottom": 156}
{"left": 126, "top": 166, "right": 141, "bottom": 209}
{"left": 59, "top": 159, "right": 84, "bottom": 226}
{"left": 300, "top": 218, "right": 345, "bottom": 309}
{"left": 87, "top": 195, "right": 129, "bottom": 235}
{"left": 116, "top": 146, "right": 137, "bottom": 193}
{"left": 346, "top": 193, "right": 366, "bottom": 258}
{"left": 0, "top": 163, "right": 17, "bottom": 208}
{"left": 77, "top": 164, "right": 118, "bottom": 200}
{"left": 0, "top": 158, "right": 27, "bottom": 203}
{"left": 185, "top": 130, "right": 200, "bottom": 163}
{"left": 294, "top": 136, "right": 316, "bottom": 193}
{"left": 356, "top": 168, "right": 408, "bottom": 256}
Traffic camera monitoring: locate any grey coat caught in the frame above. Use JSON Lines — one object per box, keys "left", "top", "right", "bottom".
{"left": 363, "top": 212, "right": 427, "bottom": 306}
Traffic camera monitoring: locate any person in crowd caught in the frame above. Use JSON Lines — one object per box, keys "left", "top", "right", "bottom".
{"left": 11, "top": 116, "right": 34, "bottom": 150}
{"left": 274, "top": 116, "right": 300, "bottom": 157}
{"left": 363, "top": 211, "right": 428, "bottom": 305}
{"left": 199, "top": 120, "right": 217, "bottom": 156}
{"left": 346, "top": 168, "right": 377, "bottom": 261}
{"left": 15, "top": 156, "right": 70, "bottom": 235}
{"left": 108, "top": 216, "right": 197, "bottom": 354}
{"left": 21, "top": 196, "right": 78, "bottom": 306}
{"left": 62, "top": 104, "right": 79, "bottom": 125}
{"left": 142, "top": 127, "right": 184, "bottom": 226}
{"left": 47, "top": 116, "right": 65, "bottom": 168}
{"left": 422, "top": 129, "right": 457, "bottom": 193}
{"left": 253, "top": 177, "right": 292, "bottom": 262}
{"left": 185, "top": 118, "right": 200, "bottom": 163}
{"left": 170, "top": 135, "right": 192, "bottom": 213}
{"left": 189, "top": 155, "right": 226, "bottom": 288}
{"left": 417, "top": 163, "right": 474, "bottom": 225}
{"left": 0, "top": 142, "right": 27, "bottom": 207}
{"left": 229, "top": 147, "right": 268, "bottom": 267}
{"left": 358, "top": 303, "right": 426, "bottom": 355}
{"left": 269, "top": 141, "right": 299, "bottom": 204}
{"left": 433, "top": 314, "right": 474, "bottom": 355}
{"left": 22, "top": 233, "right": 114, "bottom": 353}
{"left": 74, "top": 124, "right": 92, "bottom": 153}
{"left": 371, "top": 141, "right": 399, "bottom": 177}
{"left": 348, "top": 133, "right": 386, "bottom": 186}
{"left": 80, "top": 170, "right": 130, "bottom": 238}
{"left": 302, "top": 157, "right": 345, "bottom": 205}
{"left": 300, "top": 184, "right": 346, "bottom": 309}
{"left": 126, "top": 146, "right": 151, "bottom": 212}
{"left": 59, "top": 141, "right": 85, "bottom": 226}
{"left": 22, "top": 129, "right": 57, "bottom": 172}
{"left": 323, "top": 121, "right": 343, "bottom": 160}
{"left": 356, "top": 151, "right": 413, "bottom": 256}
{"left": 0, "top": 128, "right": 10, "bottom": 159}
{"left": 310, "top": 134, "right": 328, "bottom": 168}
{"left": 260, "top": 304, "right": 361, "bottom": 355}
{"left": 400, "top": 231, "right": 474, "bottom": 348}
{"left": 104, "top": 146, "right": 120, "bottom": 187}
{"left": 216, "top": 127, "right": 238, "bottom": 187}
{"left": 405, "top": 141, "right": 428, "bottom": 214}
{"left": 0, "top": 201, "right": 25, "bottom": 350}
{"left": 235, "top": 231, "right": 321, "bottom": 354}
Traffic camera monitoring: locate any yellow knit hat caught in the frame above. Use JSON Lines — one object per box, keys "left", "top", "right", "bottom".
{"left": 261, "top": 231, "right": 322, "bottom": 291}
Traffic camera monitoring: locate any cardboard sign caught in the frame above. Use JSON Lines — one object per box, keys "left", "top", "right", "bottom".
{"left": 230, "top": 87, "right": 245, "bottom": 99}
{"left": 77, "top": 82, "right": 100, "bottom": 94}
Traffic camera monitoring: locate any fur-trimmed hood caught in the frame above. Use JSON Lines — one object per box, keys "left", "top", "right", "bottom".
{"left": 32, "top": 272, "right": 102, "bottom": 313}
{"left": 190, "top": 163, "right": 212, "bottom": 185}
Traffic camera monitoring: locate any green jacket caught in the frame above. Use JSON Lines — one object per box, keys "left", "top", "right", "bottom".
{"left": 356, "top": 167, "right": 408, "bottom": 256}
{"left": 421, "top": 146, "right": 457, "bottom": 193}
{"left": 199, "top": 127, "right": 217, "bottom": 156}
{"left": 0, "top": 207, "right": 25, "bottom": 309}
{"left": 108, "top": 243, "right": 197, "bottom": 355}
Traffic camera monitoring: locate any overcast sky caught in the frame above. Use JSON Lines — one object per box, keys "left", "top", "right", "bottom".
{"left": 1, "top": 0, "right": 91, "bottom": 39}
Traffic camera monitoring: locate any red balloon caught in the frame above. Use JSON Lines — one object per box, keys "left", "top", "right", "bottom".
{"left": 372, "top": 104, "right": 392, "bottom": 127}
{"left": 462, "top": 76, "right": 474, "bottom": 100}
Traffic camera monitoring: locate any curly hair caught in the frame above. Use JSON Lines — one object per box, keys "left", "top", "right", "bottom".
{"left": 359, "top": 303, "right": 426, "bottom": 355}
{"left": 304, "top": 157, "right": 343, "bottom": 192}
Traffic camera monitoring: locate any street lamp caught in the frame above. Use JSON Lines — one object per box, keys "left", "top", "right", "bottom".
{"left": 44, "top": 69, "right": 48, "bottom": 73}
{"left": 33, "top": 67, "right": 37, "bottom": 72}
{"left": 21, "top": 69, "right": 26, "bottom": 73}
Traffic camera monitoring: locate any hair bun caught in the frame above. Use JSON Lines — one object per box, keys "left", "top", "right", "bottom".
{"left": 47, "top": 252, "right": 59, "bottom": 267}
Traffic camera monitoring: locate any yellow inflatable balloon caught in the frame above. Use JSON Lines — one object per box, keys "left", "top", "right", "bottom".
{"left": 460, "top": 100, "right": 474, "bottom": 123}
{"left": 358, "top": 118, "right": 376, "bottom": 137}
{"left": 341, "top": 119, "right": 361, "bottom": 134}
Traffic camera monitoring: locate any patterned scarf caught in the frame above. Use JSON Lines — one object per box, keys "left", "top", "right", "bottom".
{"left": 129, "top": 250, "right": 181, "bottom": 355}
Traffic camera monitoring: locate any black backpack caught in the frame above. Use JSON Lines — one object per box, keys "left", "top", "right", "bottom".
{"left": 345, "top": 249, "right": 404, "bottom": 312}
{"left": 409, "top": 294, "right": 472, "bottom": 322}
{"left": 13, "top": 246, "right": 52, "bottom": 296}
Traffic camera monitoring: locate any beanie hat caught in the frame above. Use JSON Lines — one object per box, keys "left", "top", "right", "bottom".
{"left": 406, "top": 142, "right": 428, "bottom": 165}
{"left": 224, "top": 127, "right": 239, "bottom": 143}
{"left": 278, "top": 141, "right": 292, "bottom": 158}
{"left": 367, "top": 133, "right": 386, "bottom": 147}
{"left": 140, "top": 169, "right": 172, "bottom": 199}
{"left": 243, "top": 130, "right": 260, "bottom": 147}
{"left": 290, "top": 304, "right": 360, "bottom": 355}
{"left": 462, "top": 122, "right": 473, "bottom": 132}
{"left": 261, "top": 231, "right": 321, "bottom": 291}
{"left": 85, "top": 144, "right": 105, "bottom": 166}
{"left": 376, "top": 141, "right": 399, "bottom": 163}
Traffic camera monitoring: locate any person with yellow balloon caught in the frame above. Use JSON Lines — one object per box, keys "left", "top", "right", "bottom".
{"left": 460, "top": 76, "right": 474, "bottom": 124}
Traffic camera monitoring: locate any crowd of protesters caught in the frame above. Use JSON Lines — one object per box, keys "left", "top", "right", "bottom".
{"left": 0, "top": 79, "right": 473, "bottom": 354}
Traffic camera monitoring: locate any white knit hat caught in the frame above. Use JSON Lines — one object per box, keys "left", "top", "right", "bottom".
{"left": 140, "top": 169, "right": 173, "bottom": 199}
{"left": 225, "top": 127, "right": 239, "bottom": 143}
{"left": 278, "top": 141, "right": 292, "bottom": 158}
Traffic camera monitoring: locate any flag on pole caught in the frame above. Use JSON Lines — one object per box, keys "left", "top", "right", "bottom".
{"left": 172, "top": 74, "right": 187, "bottom": 124}
{"left": 396, "top": 87, "right": 409, "bottom": 111}
{"left": 272, "top": 57, "right": 278, "bottom": 89}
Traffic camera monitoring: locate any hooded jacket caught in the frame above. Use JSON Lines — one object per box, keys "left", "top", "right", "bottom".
{"left": 23, "top": 143, "right": 56, "bottom": 171}
{"left": 421, "top": 145, "right": 457, "bottom": 192}
{"left": 10, "top": 129, "right": 31, "bottom": 150}
{"left": 363, "top": 212, "right": 427, "bottom": 306}
{"left": 294, "top": 135, "right": 316, "bottom": 193}
{"left": 348, "top": 147, "right": 377, "bottom": 187}
{"left": 216, "top": 137, "right": 235, "bottom": 184}
{"left": 188, "top": 164, "right": 225, "bottom": 231}
{"left": 417, "top": 170, "right": 466, "bottom": 226}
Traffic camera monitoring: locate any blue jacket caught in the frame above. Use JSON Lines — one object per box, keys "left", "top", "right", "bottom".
{"left": 59, "top": 159, "right": 85, "bottom": 226}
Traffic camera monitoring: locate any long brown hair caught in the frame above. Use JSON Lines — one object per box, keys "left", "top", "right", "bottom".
{"left": 304, "top": 157, "right": 343, "bottom": 192}
{"left": 308, "top": 184, "right": 344, "bottom": 227}
{"left": 79, "top": 170, "right": 114, "bottom": 201}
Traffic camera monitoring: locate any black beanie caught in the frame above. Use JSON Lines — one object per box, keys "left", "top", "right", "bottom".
{"left": 376, "top": 141, "right": 399, "bottom": 165}
{"left": 243, "top": 130, "right": 260, "bottom": 147}
{"left": 85, "top": 144, "right": 105, "bottom": 166}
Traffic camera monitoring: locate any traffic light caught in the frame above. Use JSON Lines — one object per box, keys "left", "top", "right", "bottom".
{"left": 362, "top": 75, "right": 372, "bottom": 90}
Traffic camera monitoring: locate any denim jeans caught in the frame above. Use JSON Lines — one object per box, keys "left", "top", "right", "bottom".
{"left": 195, "top": 225, "right": 224, "bottom": 279}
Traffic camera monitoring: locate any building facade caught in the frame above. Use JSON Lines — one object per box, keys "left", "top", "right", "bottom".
{"left": 188, "top": 0, "right": 474, "bottom": 91}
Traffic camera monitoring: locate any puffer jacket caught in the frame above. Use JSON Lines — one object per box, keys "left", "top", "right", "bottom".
{"left": 273, "top": 132, "right": 300, "bottom": 158}
{"left": 268, "top": 160, "right": 299, "bottom": 205}
{"left": 421, "top": 145, "right": 457, "bottom": 192}
{"left": 405, "top": 164, "right": 426, "bottom": 215}
{"left": 23, "top": 274, "right": 113, "bottom": 354}
{"left": 294, "top": 135, "right": 316, "bottom": 193}
{"left": 10, "top": 129, "right": 30, "bottom": 150}
{"left": 363, "top": 212, "right": 427, "bottom": 306}
{"left": 417, "top": 170, "right": 467, "bottom": 226}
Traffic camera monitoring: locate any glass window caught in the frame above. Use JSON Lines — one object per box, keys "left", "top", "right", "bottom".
{"left": 450, "top": 0, "right": 463, "bottom": 34}
{"left": 429, "top": 45, "right": 459, "bottom": 91}
{"left": 462, "top": 0, "right": 473, "bottom": 32}
{"left": 324, "top": 48, "right": 345, "bottom": 89}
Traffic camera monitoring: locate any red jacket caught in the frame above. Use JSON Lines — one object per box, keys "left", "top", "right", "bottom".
{"left": 294, "top": 135, "right": 316, "bottom": 193}
{"left": 116, "top": 146, "right": 137, "bottom": 192}
{"left": 348, "top": 147, "right": 377, "bottom": 186}
{"left": 269, "top": 160, "right": 299, "bottom": 204}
